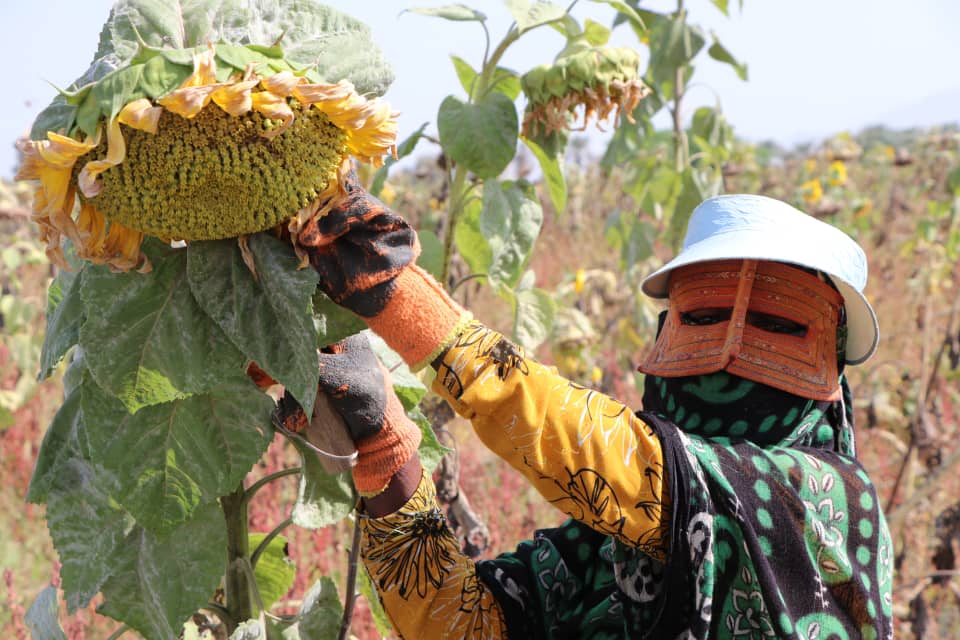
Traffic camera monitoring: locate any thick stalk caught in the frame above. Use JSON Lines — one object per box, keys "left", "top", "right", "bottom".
{"left": 672, "top": 2, "right": 689, "bottom": 173}
{"left": 439, "top": 166, "right": 469, "bottom": 286}
{"left": 221, "top": 486, "right": 253, "bottom": 631}
{"left": 336, "top": 517, "right": 364, "bottom": 640}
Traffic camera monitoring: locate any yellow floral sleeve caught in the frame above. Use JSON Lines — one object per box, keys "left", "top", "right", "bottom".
{"left": 432, "top": 321, "right": 669, "bottom": 558}
{"left": 359, "top": 469, "right": 508, "bottom": 639}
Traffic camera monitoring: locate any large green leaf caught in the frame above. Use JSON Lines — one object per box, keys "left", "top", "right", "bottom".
{"left": 506, "top": 0, "right": 566, "bottom": 34}
{"left": 451, "top": 55, "right": 479, "bottom": 96}
{"left": 453, "top": 196, "right": 492, "bottom": 276}
{"left": 647, "top": 15, "right": 706, "bottom": 87}
{"left": 451, "top": 56, "right": 522, "bottom": 102}
{"left": 371, "top": 122, "right": 429, "bottom": 198}
{"left": 312, "top": 292, "right": 366, "bottom": 347}
{"left": 45, "top": 457, "right": 132, "bottom": 612}
{"left": 480, "top": 180, "right": 543, "bottom": 290}
{"left": 668, "top": 169, "right": 711, "bottom": 250}
{"left": 39, "top": 266, "right": 84, "bottom": 381}
{"left": 24, "top": 586, "right": 67, "bottom": 640}
{"left": 26, "top": 383, "right": 85, "bottom": 504}
{"left": 32, "top": 0, "right": 393, "bottom": 138}
{"left": 290, "top": 438, "right": 357, "bottom": 530}
{"left": 409, "top": 406, "right": 450, "bottom": 473}
{"left": 250, "top": 533, "right": 296, "bottom": 611}
{"left": 187, "top": 234, "right": 320, "bottom": 417}
{"left": 94, "top": 0, "right": 393, "bottom": 93}
{"left": 80, "top": 242, "right": 247, "bottom": 413}
{"left": 98, "top": 501, "right": 227, "bottom": 640}
{"left": 510, "top": 272, "right": 555, "bottom": 351}
{"left": 522, "top": 136, "right": 567, "bottom": 215}
{"left": 367, "top": 332, "right": 427, "bottom": 410}
{"left": 438, "top": 93, "right": 518, "bottom": 179}
{"left": 357, "top": 566, "right": 393, "bottom": 637}
{"left": 590, "top": 0, "right": 648, "bottom": 34}
{"left": 81, "top": 374, "right": 274, "bottom": 533}
{"left": 690, "top": 106, "right": 732, "bottom": 149}
{"left": 405, "top": 5, "right": 487, "bottom": 22}
{"left": 416, "top": 229, "right": 445, "bottom": 282}
{"left": 708, "top": 37, "right": 748, "bottom": 81}
{"left": 296, "top": 577, "right": 343, "bottom": 640}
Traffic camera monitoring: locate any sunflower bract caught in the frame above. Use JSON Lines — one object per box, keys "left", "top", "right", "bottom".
{"left": 82, "top": 103, "right": 346, "bottom": 241}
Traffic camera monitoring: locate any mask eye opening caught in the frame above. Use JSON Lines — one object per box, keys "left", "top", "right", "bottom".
{"left": 745, "top": 311, "right": 808, "bottom": 337}
{"left": 680, "top": 308, "right": 733, "bottom": 326}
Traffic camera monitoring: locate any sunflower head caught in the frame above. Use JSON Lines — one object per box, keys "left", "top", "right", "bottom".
{"left": 521, "top": 45, "right": 649, "bottom": 138}
{"left": 17, "top": 2, "right": 396, "bottom": 272}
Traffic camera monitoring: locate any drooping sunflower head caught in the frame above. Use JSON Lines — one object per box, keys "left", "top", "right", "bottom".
{"left": 521, "top": 44, "right": 649, "bottom": 139}
{"left": 17, "top": 2, "right": 397, "bottom": 272}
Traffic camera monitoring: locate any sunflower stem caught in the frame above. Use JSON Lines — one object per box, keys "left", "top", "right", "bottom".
{"left": 440, "top": 165, "right": 469, "bottom": 288}
{"left": 250, "top": 516, "right": 294, "bottom": 569}
{"left": 221, "top": 485, "right": 254, "bottom": 632}
{"left": 336, "top": 517, "right": 364, "bottom": 640}
{"left": 242, "top": 466, "right": 302, "bottom": 508}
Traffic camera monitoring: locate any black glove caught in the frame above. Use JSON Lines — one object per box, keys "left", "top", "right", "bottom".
{"left": 316, "top": 333, "right": 388, "bottom": 441}
{"left": 298, "top": 172, "right": 419, "bottom": 318}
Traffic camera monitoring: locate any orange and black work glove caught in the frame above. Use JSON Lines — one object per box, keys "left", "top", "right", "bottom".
{"left": 305, "top": 333, "right": 421, "bottom": 496}
{"left": 298, "top": 174, "right": 469, "bottom": 370}
{"left": 299, "top": 171, "right": 419, "bottom": 318}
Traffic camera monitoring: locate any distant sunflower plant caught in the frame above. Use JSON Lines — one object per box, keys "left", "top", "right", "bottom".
{"left": 16, "top": 2, "right": 446, "bottom": 639}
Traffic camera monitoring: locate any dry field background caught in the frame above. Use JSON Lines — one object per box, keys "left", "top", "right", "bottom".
{"left": 2, "top": 125, "right": 959, "bottom": 638}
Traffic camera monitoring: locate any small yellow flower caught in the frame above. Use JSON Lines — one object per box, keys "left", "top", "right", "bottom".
{"left": 574, "top": 268, "right": 587, "bottom": 294}
{"left": 379, "top": 183, "right": 396, "bottom": 206}
{"left": 590, "top": 366, "right": 603, "bottom": 385}
{"left": 884, "top": 145, "right": 895, "bottom": 160}
{"left": 827, "top": 160, "right": 847, "bottom": 187}
{"left": 800, "top": 179, "right": 823, "bottom": 205}
{"left": 803, "top": 158, "right": 817, "bottom": 174}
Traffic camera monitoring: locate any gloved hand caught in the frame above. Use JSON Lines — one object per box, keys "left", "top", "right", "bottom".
{"left": 278, "top": 333, "right": 422, "bottom": 497}
{"left": 299, "top": 171, "right": 419, "bottom": 318}
{"left": 314, "top": 333, "right": 388, "bottom": 442}
{"left": 298, "top": 173, "right": 470, "bottom": 370}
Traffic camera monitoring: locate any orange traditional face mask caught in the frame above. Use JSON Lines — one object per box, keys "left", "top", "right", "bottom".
{"left": 639, "top": 259, "right": 844, "bottom": 401}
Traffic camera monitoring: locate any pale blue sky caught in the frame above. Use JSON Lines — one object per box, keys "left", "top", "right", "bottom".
{"left": 3, "top": 1, "right": 959, "bottom": 178}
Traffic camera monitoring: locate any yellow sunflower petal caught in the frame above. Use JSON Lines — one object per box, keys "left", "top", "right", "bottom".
{"left": 157, "top": 46, "right": 223, "bottom": 118}
{"left": 314, "top": 93, "right": 368, "bottom": 129}
{"left": 211, "top": 78, "right": 259, "bottom": 117}
{"left": 77, "top": 200, "right": 108, "bottom": 252}
{"left": 184, "top": 45, "right": 218, "bottom": 88}
{"left": 260, "top": 70, "right": 299, "bottom": 97}
{"left": 157, "top": 84, "right": 222, "bottom": 118}
{"left": 118, "top": 98, "right": 163, "bottom": 133}
{"left": 15, "top": 131, "right": 98, "bottom": 192}
{"left": 344, "top": 102, "right": 399, "bottom": 166}
{"left": 251, "top": 91, "right": 294, "bottom": 138}
{"left": 100, "top": 220, "right": 144, "bottom": 271}
{"left": 293, "top": 79, "right": 354, "bottom": 105}
{"left": 79, "top": 119, "right": 126, "bottom": 198}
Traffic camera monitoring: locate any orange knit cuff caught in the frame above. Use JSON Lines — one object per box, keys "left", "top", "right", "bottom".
{"left": 351, "top": 382, "right": 422, "bottom": 497}
{"left": 364, "top": 265, "right": 472, "bottom": 371}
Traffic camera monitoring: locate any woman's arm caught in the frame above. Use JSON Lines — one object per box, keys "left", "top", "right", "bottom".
{"left": 431, "top": 320, "right": 669, "bottom": 560}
